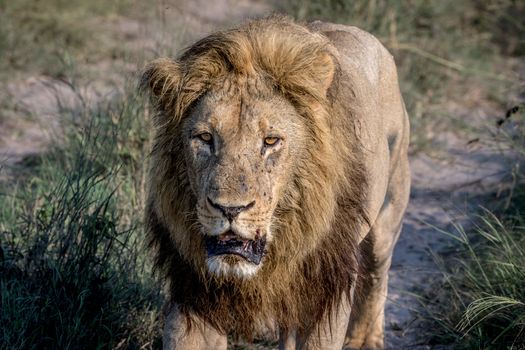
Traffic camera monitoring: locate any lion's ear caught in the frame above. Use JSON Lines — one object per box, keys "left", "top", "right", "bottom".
{"left": 281, "top": 50, "right": 336, "bottom": 103}
{"left": 313, "top": 52, "right": 336, "bottom": 98}
{"left": 140, "top": 58, "right": 182, "bottom": 120}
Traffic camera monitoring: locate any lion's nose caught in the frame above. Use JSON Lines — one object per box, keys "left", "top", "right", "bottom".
{"left": 207, "top": 198, "right": 255, "bottom": 222}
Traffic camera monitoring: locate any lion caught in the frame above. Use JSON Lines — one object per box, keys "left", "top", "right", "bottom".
{"left": 141, "top": 16, "right": 410, "bottom": 350}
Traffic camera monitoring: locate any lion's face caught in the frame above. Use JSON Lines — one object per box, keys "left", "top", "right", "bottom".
{"left": 182, "top": 77, "right": 306, "bottom": 278}
{"left": 143, "top": 24, "right": 340, "bottom": 282}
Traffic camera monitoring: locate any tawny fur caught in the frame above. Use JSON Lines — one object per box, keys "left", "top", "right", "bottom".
{"left": 142, "top": 15, "right": 410, "bottom": 349}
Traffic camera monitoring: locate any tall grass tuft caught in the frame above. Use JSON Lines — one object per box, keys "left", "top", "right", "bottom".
{"left": 429, "top": 211, "right": 525, "bottom": 349}
{"left": 423, "top": 106, "right": 525, "bottom": 349}
{"left": 0, "top": 83, "right": 162, "bottom": 349}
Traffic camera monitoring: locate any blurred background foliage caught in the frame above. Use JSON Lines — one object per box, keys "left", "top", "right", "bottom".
{"left": 282, "top": 0, "right": 524, "bottom": 150}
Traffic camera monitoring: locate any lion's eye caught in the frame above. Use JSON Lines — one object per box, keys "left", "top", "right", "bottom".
{"left": 197, "top": 132, "right": 213, "bottom": 143}
{"left": 264, "top": 137, "right": 280, "bottom": 146}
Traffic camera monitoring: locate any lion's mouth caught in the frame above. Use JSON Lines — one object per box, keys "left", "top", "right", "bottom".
{"left": 204, "top": 231, "right": 266, "bottom": 265}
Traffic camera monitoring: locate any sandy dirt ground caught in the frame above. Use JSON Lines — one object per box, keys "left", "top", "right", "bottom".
{"left": 0, "top": 1, "right": 515, "bottom": 348}
{"left": 386, "top": 133, "right": 509, "bottom": 349}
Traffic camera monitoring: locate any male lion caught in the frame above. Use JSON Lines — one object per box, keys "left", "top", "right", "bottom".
{"left": 142, "top": 16, "right": 410, "bottom": 350}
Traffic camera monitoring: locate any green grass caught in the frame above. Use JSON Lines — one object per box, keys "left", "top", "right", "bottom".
{"left": 427, "top": 210, "right": 525, "bottom": 349}
{"left": 421, "top": 106, "right": 525, "bottom": 349}
{"left": 0, "top": 83, "right": 162, "bottom": 349}
{"left": 0, "top": 1, "right": 172, "bottom": 348}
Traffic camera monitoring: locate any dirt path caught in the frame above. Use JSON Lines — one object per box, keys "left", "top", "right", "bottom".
{"left": 386, "top": 134, "right": 508, "bottom": 349}
{"left": 0, "top": 1, "right": 512, "bottom": 349}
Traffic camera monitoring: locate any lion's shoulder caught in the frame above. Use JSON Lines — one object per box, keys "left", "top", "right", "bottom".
{"left": 308, "top": 21, "right": 395, "bottom": 88}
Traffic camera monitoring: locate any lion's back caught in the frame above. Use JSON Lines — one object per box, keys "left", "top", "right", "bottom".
{"left": 310, "top": 21, "right": 410, "bottom": 241}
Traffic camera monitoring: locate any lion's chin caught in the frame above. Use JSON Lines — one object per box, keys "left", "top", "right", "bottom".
{"left": 206, "top": 255, "right": 262, "bottom": 279}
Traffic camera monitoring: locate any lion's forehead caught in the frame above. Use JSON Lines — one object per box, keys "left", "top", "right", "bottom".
{"left": 194, "top": 90, "right": 299, "bottom": 139}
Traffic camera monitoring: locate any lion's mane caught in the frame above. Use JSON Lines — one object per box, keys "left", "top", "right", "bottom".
{"left": 142, "top": 16, "right": 369, "bottom": 340}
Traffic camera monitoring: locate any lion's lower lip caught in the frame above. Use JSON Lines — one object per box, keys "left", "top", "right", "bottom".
{"left": 205, "top": 232, "right": 266, "bottom": 265}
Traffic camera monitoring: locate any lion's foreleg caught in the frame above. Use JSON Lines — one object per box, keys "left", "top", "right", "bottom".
{"left": 163, "top": 303, "right": 227, "bottom": 350}
{"left": 345, "top": 154, "right": 410, "bottom": 350}
{"left": 279, "top": 329, "right": 297, "bottom": 350}
{"left": 344, "top": 229, "right": 398, "bottom": 350}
